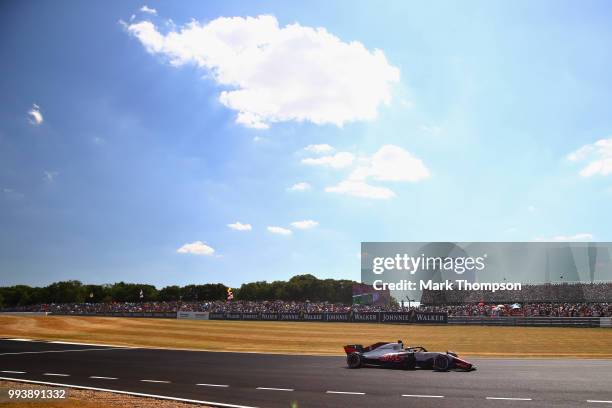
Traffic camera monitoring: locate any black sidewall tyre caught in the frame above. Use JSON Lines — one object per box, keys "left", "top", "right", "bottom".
{"left": 347, "top": 353, "right": 362, "bottom": 369}
{"left": 434, "top": 355, "right": 449, "bottom": 371}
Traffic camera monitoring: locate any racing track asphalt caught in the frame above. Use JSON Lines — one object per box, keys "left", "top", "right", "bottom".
{"left": 1, "top": 338, "right": 611, "bottom": 408}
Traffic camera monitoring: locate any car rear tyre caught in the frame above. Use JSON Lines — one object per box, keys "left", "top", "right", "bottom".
{"left": 347, "top": 352, "right": 363, "bottom": 369}
{"left": 433, "top": 355, "right": 449, "bottom": 371}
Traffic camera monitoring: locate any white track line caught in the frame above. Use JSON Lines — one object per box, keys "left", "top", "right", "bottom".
{"left": 486, "top": 397, "right": 532, "bottom": 401}
{"left": 0, "top": 377, "right": 258, "bottom": 408}
{"left": 3, "top": 338, "right": 35, "bottom": 342}
{"left": 403, "top": 394, "right": 444, "bottom": 398}
{"left": 326, "top": 391, "right": 365, "bottom": 395}
{"left": 0, "top": 337, "right": 323, "bottom": 357}
{"left": 89, "top": 376, "right": 117, "bottom": 380}
{"left": 256, "top": 387, "right": 294, "bottom": 392}
{"left": 48, "top": 340, "right": 138, "bottom": 348}
{"left": 1, "top": 338, "right": 139, "bottom": 349}
{"left": 140, "top": 379, "right": 170, "bottom": 383}
{"left": 197, "top": 383, "right": 229, "bottom": 388}
{"left": 1, "top": 370, "right": 25, "bottom": 374}
{"left": 0, "top": 347, "right": 131, "bottom": 356}
{"left": 44, "top": 373, "right": 69, "bottom": 377}
{"left": 588, "top": 401, "right": 612, "bottom": 404}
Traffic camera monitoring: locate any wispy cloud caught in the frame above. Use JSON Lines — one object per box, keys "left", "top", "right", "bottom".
{"left": 302, "top": 152, "right": 354, "bottom": 169}
{"left": 126, "top": 15, "right": 399, "bottom": 129}
{"left": 290, "top": 220, "right": 319, "bottom": 229}
{"left": 28, "top": 104, "right": 43, "bottom": 126}
{"left": 1, "top": 188, "right": 24, "bottom": 200}
{"left": 227, "top": 222, "right": 252, "bottom": 231}
{"left": 267, "top": 226, "right": 292, "bottom": 235}
{"left": 287, "top": 182, "right": 311, "bottom": 192}
{"left": 323, "top": 145, "right": 429, "bottom": 199}
{"left": 176, "top": 241, "right": 215, "bottom": 255}
{"left": 43, "top": 170, "right": 58, "bottom": 183}
{"left": 325, "top": 180, "right": 395, "bottom": 199}
{"left": 420, "top": 124, "right": 442, "bottom": 135}
{"left": 533, "top": 233, "right": 594, "bottom": 242}
{"left": 304, "top": 144, "right": 334, "bottom": 154}
{"left": 140, "top": 5, "right": 157, "bottom": 15}
{"left": 568, "top": 138, "right": 612, "bottom": 177}
{"left": 348, "top": 145, "right": 430, "bottom": 182}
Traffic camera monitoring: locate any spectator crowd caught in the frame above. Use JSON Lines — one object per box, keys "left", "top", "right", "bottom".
{"left": 421, "top": 281, "right": 612, "bottom": 304}
{"left": 3, "top": 299, "right": 611, "bottom": 317}
{"left": 2, "top": 282, "right": 611, "bottom": 317}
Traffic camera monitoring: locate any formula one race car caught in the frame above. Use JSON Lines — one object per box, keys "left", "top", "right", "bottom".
{"left": 343, "top": 340, "right": 476, "bottom": 371}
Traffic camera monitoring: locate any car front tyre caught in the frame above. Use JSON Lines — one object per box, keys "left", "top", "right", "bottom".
{"left": 433, "top": 355, "right": 449, "bottom": 371}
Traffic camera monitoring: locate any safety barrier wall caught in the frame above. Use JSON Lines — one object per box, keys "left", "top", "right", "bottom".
{"left": 44, "top": 312, "right": 611, "bottom": 327}
{"left": 0, "top": 312, "right": 49, "bottom": 316}
{"left": 177, "top": 311, "right": 210, "bottom": 320}
{"left": 448, "top": 316, "right": 605, "bottom": 328}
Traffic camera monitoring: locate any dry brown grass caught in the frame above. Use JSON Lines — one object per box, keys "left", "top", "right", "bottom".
{"left": 0, "top": 380, "right": 209, "bottom": 407}
{"left": 1, "top": 315, "right": 611, "bottom": 358}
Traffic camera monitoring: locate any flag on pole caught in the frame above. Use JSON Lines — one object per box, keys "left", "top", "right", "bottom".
{"left": 227, "top": 288, "right": 234, "bottom": 301}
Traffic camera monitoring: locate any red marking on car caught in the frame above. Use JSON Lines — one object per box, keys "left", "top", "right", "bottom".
{"left": 453, "top": 358, "right": 472, "bottom": 370}
{"left": 380, "top": 353, "right": 403, "bottom": 362}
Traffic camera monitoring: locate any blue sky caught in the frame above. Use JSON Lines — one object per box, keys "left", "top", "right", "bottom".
{"left": 1, "top": 1, "right": 612, "bottom": 287}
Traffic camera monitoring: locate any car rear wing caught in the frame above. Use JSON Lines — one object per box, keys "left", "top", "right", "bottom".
{"left": 343, "top": 344, "right": 364, "bottom": 354}
{"left": 344, "top": 342, "right": 389, "bottom": 354}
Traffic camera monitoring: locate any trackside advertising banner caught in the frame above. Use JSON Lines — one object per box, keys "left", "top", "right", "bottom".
{"left": 361, "top": 242, "right": 612, "bottom": 302}
{"left": 206, "top": 311, "right": 446, "bottom": 323}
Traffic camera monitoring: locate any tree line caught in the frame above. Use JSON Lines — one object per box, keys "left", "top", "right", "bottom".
{"left": 0, "top": 274, "right": 355, "bottom": 307}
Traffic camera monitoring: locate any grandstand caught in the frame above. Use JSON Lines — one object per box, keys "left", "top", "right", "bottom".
{"left": 421, "top": 281, "right": 612, "bottom": 305}
{"left": 1, "top": 281, "right": 611, "bottom": 319}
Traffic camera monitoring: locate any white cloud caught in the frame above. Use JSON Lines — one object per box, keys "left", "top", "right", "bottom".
{"left": 290, "top": 220, "right": 319, "bottom": 229}
{"left": 140, "top": 5, "right": 157, "bottom": 15}
{"left": 287, "top": 182, "right": 311, "bottom": 191}
{"left": 227, "top": 221, "right": 252, "bottom": 231}
{"left": 534, "top": 233, "right": 594, "bottom": 242}
{"left": 302, "top": 152, "right": 354, "bottom": 169}
{"left": 304, "top": 144, "right": 334, "bottom": 154}
{"left": 349, "top": 145, "right": 430, "bottom": 182}
{"left": 420, "top": 124, "right": 442, "bottom": 135}
{"left": 568, "top": 138, "right": 612, "bottom": 177}
{"left": 325, "top": 180, "right": 395, "bottom": 199}
{"left": 176, "top": 240, "right": 215, "bottom": 255}
{"left": 28, "top": 104, "right": 43, "bottom": 126}
{"left": 322, "top": 145, "right": 429, "bottom": 199}
{"left": 43, "top": 170, "right": 58, "bottom": 183}
{"left": 1, "top": 188, "right": 24, "bottom": 199}
{"left": 127, "top": 15, "right": 399, "bottom": 129}
{"left": 267, "top": 226, "right": 292, "bottom": 235}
